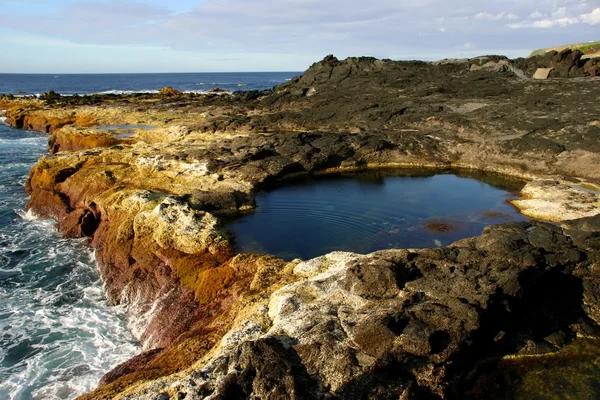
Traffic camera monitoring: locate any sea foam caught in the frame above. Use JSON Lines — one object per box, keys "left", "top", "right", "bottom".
{"left": 0, "top": 122, "right": 140, "bottom": 400}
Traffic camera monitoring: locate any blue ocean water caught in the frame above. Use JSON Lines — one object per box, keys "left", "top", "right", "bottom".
{"left": 0, "top": 72, "right": 300, "bottom": 96}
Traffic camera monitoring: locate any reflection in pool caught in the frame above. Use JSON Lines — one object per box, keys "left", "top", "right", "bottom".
{"left": 226, "top": 171, "right": 528, "bottom": 260}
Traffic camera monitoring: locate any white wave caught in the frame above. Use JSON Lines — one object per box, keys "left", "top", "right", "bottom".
{"left": 0, "top": 116, "right": 7, "bottom": 124}
{"left": 0, "top": 137, "right": 46, "bottom": 146}
{"left": 17, "top": 209, "right": 41, "bottom": 221}
{"left": 9, "top": 89, "right": 236, "bottom": 98}
{"left": 95, "top": 89, "right": 159, "bottom": 95}
{"left": 82, "top": 286, "right": 104, "bottom": 302}
{"left": 0, "top": 242, "right": 139, "bottom": 399}
{"left": 3, "top": 163, "right": 35, "bottom": 169}
{"left": 0, "top": 267, "right": 22, "bottom": 277}
{"left": 9, "top": 94, "right": 38, "bottom": 98}
{"left": 182, "top": 89, "right": 231, "bottom": 95}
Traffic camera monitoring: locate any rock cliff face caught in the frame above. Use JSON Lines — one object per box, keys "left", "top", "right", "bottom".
{"left": 2, "top": 53, "right": 600, "bottom": 399}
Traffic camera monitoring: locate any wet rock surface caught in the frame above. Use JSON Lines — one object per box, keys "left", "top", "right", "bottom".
{"left": 1, "top": 53, "right": 600, "bottom": 399}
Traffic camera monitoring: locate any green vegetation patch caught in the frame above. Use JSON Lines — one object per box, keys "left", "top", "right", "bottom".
{"left": 530, "top": 40, "right": 600, "bottom": 57}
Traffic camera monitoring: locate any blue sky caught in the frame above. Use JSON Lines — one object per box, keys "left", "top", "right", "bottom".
{"left": 0, "top": 0, "right": 598, "bottom": 73}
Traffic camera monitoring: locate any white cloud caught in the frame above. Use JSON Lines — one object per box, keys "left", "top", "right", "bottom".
{"left": 475, "top": 11, "right": 519, "bottom": 20}
{"left": 580, "top": 7, "right": 600, "bottom": 24}
{"left": 530, "top": 11, "right": 545, "bottom": 19}
{"left": 533, "top": 17, "right": 579, "bottom": 28}
{"left": 551, "top": 6, "right": 569, "bottom": 19}
{"left": 508, "top": 17, "right": 579, "bottom": 29}
{"left": 1, "top": 0, "right": 599, "bottom": 71}
{"left": 510, "top": 6, "right": 600, "bottom": 29}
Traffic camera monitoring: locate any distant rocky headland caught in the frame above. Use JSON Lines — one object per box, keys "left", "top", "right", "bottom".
{"left": 1, "top": 49, "right": 600, "bottom": 399}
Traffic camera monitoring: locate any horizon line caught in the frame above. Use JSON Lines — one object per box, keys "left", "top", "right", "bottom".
{"left": 0, "top": 71, "right": 304, "bottom": 75}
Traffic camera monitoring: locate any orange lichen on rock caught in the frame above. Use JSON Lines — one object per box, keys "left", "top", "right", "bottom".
{"left": 193, "top": 265, "right": 236, "bottom": 304}
{"left": 26, "top": 162, "right": 80, "bottom": 193}
{"left": 49, "top": 128, "right": 119, "bottom": 153}
{"left": 159, "top": 86, "right": 182, "bottom": 96}
{"left": 23, "top": 114, "right": 76, "bottom": 133}
{"left": 2, "top": 102, "right": 98, "bottom": 134}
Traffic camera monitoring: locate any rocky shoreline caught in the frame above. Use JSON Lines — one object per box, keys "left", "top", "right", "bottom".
{"left": 1, "top": 50, "right": 600, "bottom": 399}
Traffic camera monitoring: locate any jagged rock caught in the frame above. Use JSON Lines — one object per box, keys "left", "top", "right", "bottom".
{"left": 39, "top": 90, "right": 62, "bottom": 103}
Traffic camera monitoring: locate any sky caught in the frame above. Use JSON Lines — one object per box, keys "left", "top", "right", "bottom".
{"left": 0, "top": 0, "right": 598, "bottom": 73}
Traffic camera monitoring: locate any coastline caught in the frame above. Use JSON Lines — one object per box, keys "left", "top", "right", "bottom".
{"left": 2, "top": 52, "right": 600, "bottom": 399}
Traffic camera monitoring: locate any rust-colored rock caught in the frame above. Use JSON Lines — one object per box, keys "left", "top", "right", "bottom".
{"left": 49, "top": 127, "right": 119, "bottom": 153}
{"left": 159, "top": 86, "right": 182, "bottom": 96}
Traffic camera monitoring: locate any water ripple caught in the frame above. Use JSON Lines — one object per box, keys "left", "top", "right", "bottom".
{"left": 227, "top": 172, "right": 528, "bottom": 260}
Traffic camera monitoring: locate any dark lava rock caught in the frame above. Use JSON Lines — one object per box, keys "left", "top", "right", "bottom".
{"left": 163, "top": 221, "right": 600, "bottom": 400}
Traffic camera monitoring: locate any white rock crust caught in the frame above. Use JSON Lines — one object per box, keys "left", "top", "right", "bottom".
{"left": 512, "top": 180, "right": 600, "bottom": 222}
{"left": 119, "top": 252, "right": 396, "bottom": 398}
{"left": 133, "top": 197, "right": 228, "bottom": 255}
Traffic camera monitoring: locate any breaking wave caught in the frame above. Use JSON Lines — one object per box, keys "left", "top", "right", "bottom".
{"left": 0, "top": 123, "right": 139, "bottom": 399}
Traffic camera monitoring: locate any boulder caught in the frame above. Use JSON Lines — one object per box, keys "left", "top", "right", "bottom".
{"left": 533, "top": 68, "right": 552, "bottom": 80}
{"left": 159, "top": 86, "right": 182, "bottom": 96}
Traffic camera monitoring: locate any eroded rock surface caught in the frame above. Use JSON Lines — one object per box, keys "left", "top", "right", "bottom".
{"left": 1, "top": 53, "right": 600, "bottom": 399}
{"left": 117, "top": 221, "right": 600, "bottom": 399}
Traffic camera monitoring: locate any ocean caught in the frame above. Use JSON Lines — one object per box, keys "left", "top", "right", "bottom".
{"left": 0, "top": 72, "right": 300, "bottom": 96}
{"left": 0, "top": 121, "right": 139, "bottom": 399}
{"left": 0, "top": 73, "right": 295, "bottom": 399}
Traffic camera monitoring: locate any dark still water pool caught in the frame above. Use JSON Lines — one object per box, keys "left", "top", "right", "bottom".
{"left": 227, "top": 171, "right": 528, "bottom": 260}
{"left": 0, "top": 121, "right": 139, "bottom": 399}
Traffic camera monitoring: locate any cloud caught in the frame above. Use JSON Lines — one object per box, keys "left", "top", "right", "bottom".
{"left": 551, "top": 6, "right": 569, "bottom": 19}
{"left": 1, "top": 0, "right": 599, "bottom": 71}
{"left": 508, "top": 6, "right": 600, "bottom": 29}
{"left": 580, "top": 8, "right": 600, "bottom": 24}
{"left": 508, "top": 17, "right": 579, "bottom": 29}
{"left": 529, "top": 11, "right": 545, "bottom": 19}
{"left": 475, "top": 12, "right": 519, "bottom": 20}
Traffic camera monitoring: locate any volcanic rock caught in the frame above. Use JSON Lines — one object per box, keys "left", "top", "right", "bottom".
{"left": 1, "top": 52, "right": 599, "bottom": 399}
